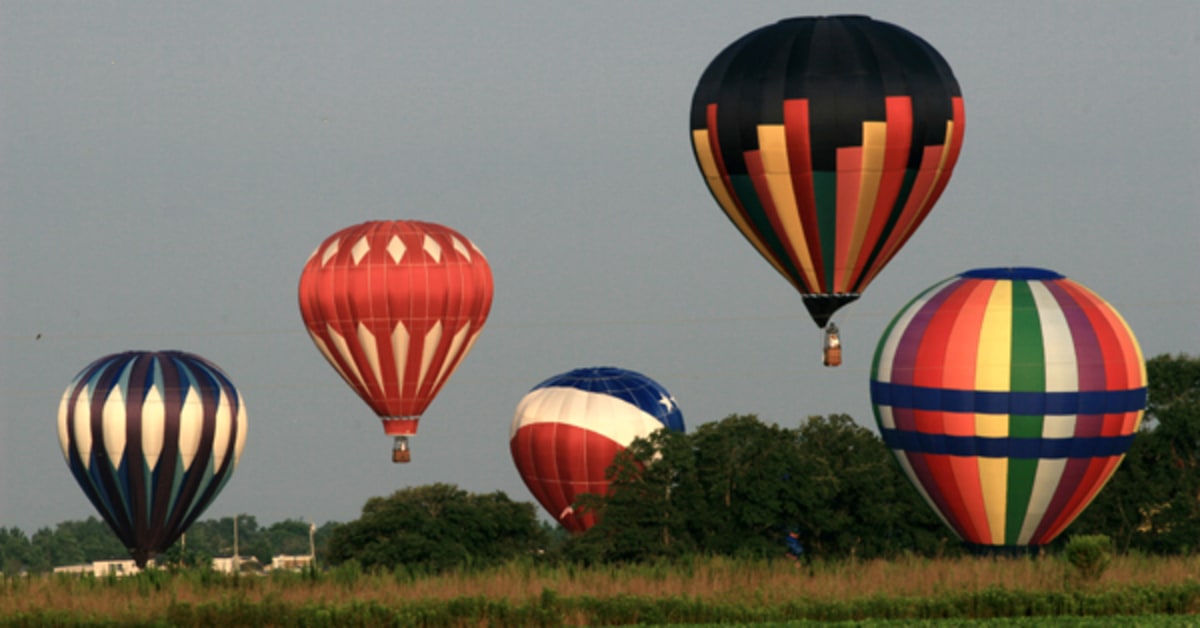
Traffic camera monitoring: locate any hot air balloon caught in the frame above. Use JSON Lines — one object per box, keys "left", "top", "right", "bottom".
{"left": 510, "top": 367, "right": 685, "bottom": 533}
{"left": 870, "top": 267, "right": 1147, "bottom": 551}
{"left": 57, "top": 350, "right": 248, "bottom": 568}
{"left": 298, "top": 220, "right": 493, "bottom": 463}
{"left": 690, "top": 15, "right": 965, "bottom": 364}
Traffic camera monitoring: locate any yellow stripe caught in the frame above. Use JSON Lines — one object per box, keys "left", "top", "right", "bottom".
{"left": 758, "top": 125, "right": 820, "bottom": 289}
{"left": 975, "top": 280, "right": 1013, "bottom": 396}
{"left": 974, "top": 278, "right": 1011, "bottom": 545}
{"left": 692, "top": 130, "right": 791, "bottom": 282}
{"left": 974, "top": 279, "right": 1012, "bottom": 438}
{"left": 841, "top": 121, "right": 887, "bottom": 290}
{"left": 977, "top": 457, "right": 1008, "bottom": 545}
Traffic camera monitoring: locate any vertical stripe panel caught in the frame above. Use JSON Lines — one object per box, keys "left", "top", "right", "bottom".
{"left": 834, "top": 146, "right": 863, "bottom": 293}
{"left": 974, "top": 279, "right": 1011, "bottom": 544}
{"left": 977, "top": 457, "right": 1009, "bottom": 545}
{"left": 974, "top": 280, "right": 1013, "bottom": 396}
{"left": 1018, "top": 458, "right": 1067, "bottom": 544}
{"left": 1004, "top": 280, "right": 1043, "bottom": 544}
{"left": 758, "top": 125, "right": 820, "bottom": 289}
{"left": 872, "top": 279, "right": 951, "bottom": 383}
{"left": 842, "top": 121, "right": 888, "bottom": 292}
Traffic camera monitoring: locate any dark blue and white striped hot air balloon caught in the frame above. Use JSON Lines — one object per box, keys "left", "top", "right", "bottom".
{"left": 510, "top": 367, "right": 685, "bottom": 533}
{"left": 57, "top": 351, "right": 248, "bottom": 567}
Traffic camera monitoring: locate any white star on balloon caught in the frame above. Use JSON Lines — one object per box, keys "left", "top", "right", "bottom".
{"left": 658, "top": 394, "right": 675, "bottom": 413}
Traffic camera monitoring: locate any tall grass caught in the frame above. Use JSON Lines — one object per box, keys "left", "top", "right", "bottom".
{"left": 3, "top": 554, "right": 1199, "bottom": 625}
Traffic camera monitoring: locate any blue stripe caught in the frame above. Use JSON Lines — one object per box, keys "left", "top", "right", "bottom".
{"left": 959, "top": 267, "right": 1064, "bottom": 281}
{"left": 530, "top": 366, "right": 686, "bottom": 432}
{"left": 870, "top": 381, "right": 1146, "bottom": 415}
{"left": 880, "top": 428, "right": 1135, "bottom": 459}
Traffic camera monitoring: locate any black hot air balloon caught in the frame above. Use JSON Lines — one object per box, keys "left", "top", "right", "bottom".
{"left": 690, "top": 15, "right": 965, "bottom": 348}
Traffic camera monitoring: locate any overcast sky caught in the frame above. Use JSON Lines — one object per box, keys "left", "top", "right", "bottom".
{"left": 2, "top": 1, "right": 1197, "bottom": 535}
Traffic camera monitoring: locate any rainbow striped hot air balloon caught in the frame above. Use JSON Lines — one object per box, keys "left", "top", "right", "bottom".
{"left": 870, "top": 268, "right": 1146, "bottom": 551}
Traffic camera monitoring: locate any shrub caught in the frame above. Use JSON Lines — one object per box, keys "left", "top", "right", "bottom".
{"left": 1063, "top": 534, "right": 1113, "bottom": 583}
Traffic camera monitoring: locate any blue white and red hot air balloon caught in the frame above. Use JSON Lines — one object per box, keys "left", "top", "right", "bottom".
{"left": 510, "top": 367, "right": 685, "bottom": 533}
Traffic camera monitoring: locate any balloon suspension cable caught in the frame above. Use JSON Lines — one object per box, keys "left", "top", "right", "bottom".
{"left": 822, "top": 322, "right": 842, "bottom": 368}
{"left": 392, "top": 436, "right": 411, "bottom": 464}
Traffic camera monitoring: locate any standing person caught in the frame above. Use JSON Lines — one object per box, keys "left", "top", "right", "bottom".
{"left": 785, "top": 530, "right": 804, "bottom": 566}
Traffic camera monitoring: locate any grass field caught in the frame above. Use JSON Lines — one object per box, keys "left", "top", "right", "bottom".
{"left": 2, "top": 554, "right": 1199, "bottom": 625}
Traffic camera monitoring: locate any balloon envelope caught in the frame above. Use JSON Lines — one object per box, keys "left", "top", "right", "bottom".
{"left": 510, "top": 367, "right": 685, "bottom": 533}
{"left": 691, "top": 15, "right": 965, "bottom": 328}
{"left": 298, "top": 220, "right": 493, "bottom": 441}
{"left": 57, "top": 350, "right": 248, "bottom": 567}
{"left": 870, "top": 267, "right": 1146, "bottom": 550}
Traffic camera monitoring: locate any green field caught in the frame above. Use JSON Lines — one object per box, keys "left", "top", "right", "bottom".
{"left": 3, "top": 554, "right": 1199, "bottom": 626}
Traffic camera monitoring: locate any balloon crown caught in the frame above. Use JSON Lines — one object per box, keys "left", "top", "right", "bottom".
{"left": 959, "top": 267, "right": 1065, "bottom": 281}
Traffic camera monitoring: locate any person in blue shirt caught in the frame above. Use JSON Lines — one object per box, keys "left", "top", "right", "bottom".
{"left": 785, "top": 530, "right": 804, "bottom": 567}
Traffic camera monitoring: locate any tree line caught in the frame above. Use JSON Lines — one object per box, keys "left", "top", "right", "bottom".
{"left": 3, "top": 353, "right": 1195, "bottom": 574}
{"left": 0, "top": 516, "right": 340, "bottom": 574}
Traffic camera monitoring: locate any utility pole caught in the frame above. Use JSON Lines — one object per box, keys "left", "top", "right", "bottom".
{"left": 233, "top": 514, "right": 240, "bottom": 570}
{"left": 309, "top": 521, "right": 317, "bottom": 568}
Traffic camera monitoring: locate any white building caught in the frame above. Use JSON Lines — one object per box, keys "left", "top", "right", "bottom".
{"left": 270, "top": 554, "right": 314, "bottom": 571}
{"left": 53, "top": 559, "right": 147, "bottom": 577}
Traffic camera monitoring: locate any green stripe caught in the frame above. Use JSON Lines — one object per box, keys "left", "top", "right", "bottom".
{"left": 1005, "top": 280, "right": 1045, "bottom": 545}
{"left": 1008, "top": 280, "right": 1045, "bottom": 427}
{"left": 1005, "top": 458, "right": 1038, "bottom": 545}
{"left": 813, "top": 171, "right": 837, "bottom": 289}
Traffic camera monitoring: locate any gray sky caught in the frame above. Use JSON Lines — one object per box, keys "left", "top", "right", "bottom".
{"left": 2, "top": 1, "right": 1197, "bottom": 535}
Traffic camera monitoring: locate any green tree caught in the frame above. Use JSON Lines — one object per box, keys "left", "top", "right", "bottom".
{"left": 30, "top": 526, "right": 83, "bottom": 569}
{"left": 1072, "top": 354, "right": 1200, "bottom": 553}
{"left": 0, "top": 527, "right": 32, "bottom": 575}
{"left": 264, "top": 519, "right": 319, "bottom": 557}
{"left": 689, "top": 415, "right": 803, "bottom": 557}
{"left": 575, "top": 413, "right": 951, "bottom": 563}
{"left": 55, "top": 517, "right": 127, "bottom": 562}
{"left": 790, "top": 414, "right": 950, "bottom": 559}
{"left": 326, "top": 483, "right": 546, "bottom": 572}
{"left": 573, "top": 428, "right": 700, "bottom": 562}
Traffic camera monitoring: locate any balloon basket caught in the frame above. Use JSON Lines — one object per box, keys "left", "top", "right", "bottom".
{"left": 823, "top": 323, "right": 842, "bottom": 368}
{"left": 392, "top": 437, "right": 411, "bottom": 464}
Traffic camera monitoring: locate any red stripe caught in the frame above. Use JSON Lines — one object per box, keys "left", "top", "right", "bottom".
{"left": 921, "top": 96, "right": 966, "bottom": 214}
{"left": 848, "top": 96, "right": 912, "bottom": 289}
{"left": 908, "top": 281, "right": 992, "bottom": 543}
{"left": 903, "top": 451, "right": 971, "bottom": 542}
{"left": 947, "top": 453, "right": 991, "bottom": 543}
{"left": 870, "top": 143, "right": 945, "bottom": 277}
{"left": 923, "top": 452, "right": 983, "bottom": 543}
{"left": 783, "top": 99, "right": 823, "bottom": 285}
{"left": 510, "top": 423, "right": 623, "bottom": 534}
{"left": 705, "top": 103, "right": 752, "bottom": 232}
{"left": 746, "top": 150, "right": 805, "bottom": 287}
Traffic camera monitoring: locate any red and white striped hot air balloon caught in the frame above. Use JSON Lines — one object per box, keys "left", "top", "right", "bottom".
{"left": 298, "top": 220, "right": 493, "bottom": 463}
